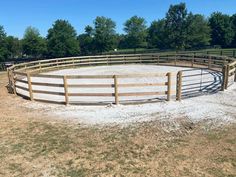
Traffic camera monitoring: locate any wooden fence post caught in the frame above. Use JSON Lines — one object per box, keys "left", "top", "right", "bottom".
{"left": 114, "top": 75, "right": 119, "bottom": 105}
{"left": 63, "top": 75, "right": 69, "bottom": 105}
{"left": 11, "top": 71, "right": 16, "bottom": 95}
{"left": 27, "top": 72, "right": 33, "bottom": 101}
{"left": 191, "top": 53, "right": 194, "bottom": 67}
{"left": 221, "top": 65, "right": 226, "bottom": 91}
{"left": 56, "top": 60, "right": 59, "bottom": 68}
{"left": 7, "top": 68, "right": 11, "bottom": 85}
{"left": 234, "top": 67, "right": 236, "bottom": 82}
{"left": 167, "top": 72, "right": 172, "bottom": 101}
{"left": 107, "top": 57, "right": 109, "bottom": 65}
{"left": 39, "top": 62, "right": 41, "bottom": 72}
{"left": 226, "top": 65, "right": 230, "bottom": 89}
{"left": 176, "top": 71, "right": 183, "bottom": 101}
{"left": 208, "top": 55, "right": 211, "bottom": 69}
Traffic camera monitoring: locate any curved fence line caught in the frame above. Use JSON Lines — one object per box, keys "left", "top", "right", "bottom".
{"left": 7, "top": 53, "right": 236, "bottom": 105}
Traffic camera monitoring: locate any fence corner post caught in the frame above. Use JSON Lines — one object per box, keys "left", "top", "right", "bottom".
{"left": 114, "top": 75, "right": 119, "bottom": 105}
{"left": 63, "top": 75, "right": 69, "bottom": 105}
{"left": 176, "top": 71, "right": 182, "bottom": 101}
{"left": 225, "top": 65, "right": 230, "bottom": 90}
{"left": 7, "top": 68, "right": 10, "bottom": 86}
{"left": 221, "top": 65, "right": 230, "bottom": 91}
{"left": 167, "top": 72, "right": 172, "bottom": 101}
{"left": 27, "top": 72, "right": 33, "bottom": 101}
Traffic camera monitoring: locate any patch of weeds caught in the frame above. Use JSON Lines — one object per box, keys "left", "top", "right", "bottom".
{"left": 101, "top": 148, "right": 121, "bottom": 161}
{"left": 66, "top": 167, "right": 87, "bottom": 177}
{"left": 166, "top": 138, "right": 187, "bottom": 148}
{"left": 122, "top": 165, "right": 147, "bottom": 175}
{"left": 84, "top": 140, "right": 97, "bottom": 148}
{"left": 11, "top": 143, "right": 25, "bottom": 154}
{"left": 180, "top": 167, "right": 194, "bottom": 176}
{"left": 24, "top": 122, "right": 74, "bottom": 158}
{"left": 0, "top": 146, "right": 7, "bottom": 159}
{"left": 206, "top": 134, "right": 219, "bottom": 140}
{"left": 174, "top": 154, "right": 188, "bottom": 161}
{"left": 8, "top": 163, "right": 23, "bottom": 173}
{"left": 207, "top": 167, "right": 228, "bottom": 177}
{"left": 102, "top": 133, "right": 119, "bottom": 143}
{"left": 225, "top": 138, "right": 236, "bottom": 145}
{"left": 132, "top": 166, "right": 147, "bottom": 175}
{"left": 66, "top": 159, "right": 74, "bottom": 166}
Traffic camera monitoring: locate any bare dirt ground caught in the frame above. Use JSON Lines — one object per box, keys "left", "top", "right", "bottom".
{"left": 0, "top": 71, "right": 236, "bottom": 177}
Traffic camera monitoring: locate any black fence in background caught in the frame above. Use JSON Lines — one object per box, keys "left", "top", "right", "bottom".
{"left": 1, "top": 48, "right": 236, "bottom": 71}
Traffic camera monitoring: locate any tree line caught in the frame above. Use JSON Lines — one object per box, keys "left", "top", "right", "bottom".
{"left": 0, "top": 3, "right": 236, "bottom": 62}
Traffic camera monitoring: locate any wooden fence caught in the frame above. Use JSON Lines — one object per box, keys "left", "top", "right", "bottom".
{"left": 7, "top": 53, "right": 236, "bottom": 105}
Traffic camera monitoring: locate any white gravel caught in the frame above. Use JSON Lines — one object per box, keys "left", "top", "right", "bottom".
{"left": 16, "top": 64, "right": 236, "bottom": 126}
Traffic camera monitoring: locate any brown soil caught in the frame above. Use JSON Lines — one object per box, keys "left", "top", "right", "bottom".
{"left": 0, "top": 72, "right": 235, "bottom": 177}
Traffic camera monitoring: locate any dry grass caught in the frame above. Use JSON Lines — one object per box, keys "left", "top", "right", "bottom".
{"left": 0, "top": 72, "right": 235, "bottom": 176}
{"left": 0, "top": 117, "right": 235, "bottom": 177}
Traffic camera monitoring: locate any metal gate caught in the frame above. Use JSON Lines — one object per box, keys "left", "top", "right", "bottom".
{"left": 179, "top": 69, "right": 223, "bottom": 99}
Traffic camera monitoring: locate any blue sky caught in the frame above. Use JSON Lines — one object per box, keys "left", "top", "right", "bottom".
{"left": 1, "top": 0, "right": 236, "bottom": 38}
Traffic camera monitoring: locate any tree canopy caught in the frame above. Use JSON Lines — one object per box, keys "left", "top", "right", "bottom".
{"left": 47, "top": 20, "right": 80, "bottom": 58}
{"left": 93, "top": 16, "right": 117, "bottom": 53}
{"left": 164, "top": 3, "right": 188, "bottom": 49}
{"left": 185, "top": 13, "right": 211, "bottom": 49}
{"left": 0, "top": 26, "right": 8, "bottom": 61}
{"left": 5, "top": 36, "right": 21, "bottom": 59}
{"left": 78, "top": 26, "right": 94, "bottom": 55}
{"left": 124, "top": 16, "right": 147, "bottom": 49}
{"left": 148, "top": 19, "right": 167, "bottom": 49}
{"left": 209, "top": 12, "right": 234, "bottom": 47}
{"left": 22, "top": 27, "right": 47, "bottom": 58}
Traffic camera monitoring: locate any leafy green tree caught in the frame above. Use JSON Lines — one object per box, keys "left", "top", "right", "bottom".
{"left": 165, "top": 3, "right": 188, "bottom": 50}
{"left": 78, "top": 25, "right": 95, "bottom": 55}
{"left": 22, "top": 27, "right": 47, "bottom": 58}
{"left": 93, "top": 16, "right": 117, "bottom": 53}
{"left": 117, "top": 34, "right": 129, "bottom": 49}
{"left": 5, "top": 36, "right": 22, "bottom": 59}
{"left": 209, "top": 12, "right": 234, "bottom": 47}
{"left": 231, "top": 14, "right": 236, "bottom": 47}
{"left": 185, "top": 13, "right": 211, "bottom": 49}
{"left": 47, "top": 20, "right": 80, "bottom": 58}
{"left": 124, "top": 16, "right": 147, "bottom": 49}
{"left": 0, "top": 26, "right": 8, "bottom": 61}
{"left": 147, "top": 19, "right": 168, "bottom": 49}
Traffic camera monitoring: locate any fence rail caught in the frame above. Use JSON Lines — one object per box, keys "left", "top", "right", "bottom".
{"left": 7, "top": 53, "right": 236, "bottom": 105}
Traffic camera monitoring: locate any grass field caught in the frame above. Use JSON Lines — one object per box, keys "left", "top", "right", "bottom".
{"left": 0, "top": 116, "right": 236, "bottom": 177}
